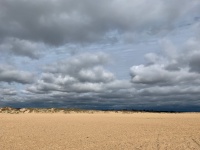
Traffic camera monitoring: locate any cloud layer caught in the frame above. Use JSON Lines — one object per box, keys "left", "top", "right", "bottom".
{"left": 0, "top": 64, "right": 35, "bottom": 84}
{"left": 27, "top": 53, "right": 115, "bottom": 93}
{"left": 0, "top": 0, "right": 200, "bottom": 111}
{"left": 0, "top": 0, "right": 199, "bottom": 46}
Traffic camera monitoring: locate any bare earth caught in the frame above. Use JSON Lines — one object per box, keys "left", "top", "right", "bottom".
{"left": 0, "top": 112, "right": 200, "bottom": 150}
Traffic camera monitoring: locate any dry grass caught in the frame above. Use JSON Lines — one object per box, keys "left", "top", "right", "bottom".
{"left": 0, "top": 112, "right": 200, "bottom": 150}
{"left": 0, "top": 107, "right": 98, "bottom": 114}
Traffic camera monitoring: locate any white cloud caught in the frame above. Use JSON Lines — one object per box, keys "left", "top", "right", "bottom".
{"left": 0, "top": 64, "right": 35, "bottom": 84}
{"left": 26, "top": 52, "right": 116, "bottom": 94}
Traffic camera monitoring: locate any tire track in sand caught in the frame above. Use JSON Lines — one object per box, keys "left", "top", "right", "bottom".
{"left": 191, "top": 138, "right": 200, "bottom": 149}
{"left": 156, "top": 133, "right": 160, "bottom": 150}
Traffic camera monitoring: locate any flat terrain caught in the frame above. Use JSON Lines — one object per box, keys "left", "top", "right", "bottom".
{"left": 0, "top": 112, "right": 200, "bottom": 150}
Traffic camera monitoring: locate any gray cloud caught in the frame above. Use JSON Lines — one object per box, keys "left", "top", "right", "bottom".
{"left": 2, "top": 37, "right": 200, "bottom": 110}
{"left": 129, "top": 37, "right": 200, "bottom": 105}
{"left": 1, "top": 0, "right": 200, "bottom": 111}
{"left": 0, "top": 64, "right": 35, "bottom": 84}
{"left": 44, "top": 52, "right": 112, "bottom": 82}
{"left": 27, "top": 52, "right": 115, "bottom": 94}
{"left": 0, "top": 38, "right": 42, "bottom": 59}
{"left": 0, "top": 88, "right": 17, "bottom": 96}
{"left": 0, "top": 0, "right": 199, "bottom": 46}
{"left": 4, "top": 42, "right": 200, "bottom": 110}
{"left": 130, "top": 64, "right": 200, "bottom": 85}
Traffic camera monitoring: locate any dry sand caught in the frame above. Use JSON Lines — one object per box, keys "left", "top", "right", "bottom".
{"left": 0, "top": 112, "right": 200, "bottom": 150}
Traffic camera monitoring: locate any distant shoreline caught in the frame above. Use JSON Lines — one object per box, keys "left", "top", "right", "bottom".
{"left": 0, "top": 107, "right": 199, "bottom": 114}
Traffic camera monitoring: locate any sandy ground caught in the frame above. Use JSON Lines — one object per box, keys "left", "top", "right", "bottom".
{"left": 0, "top": 112, "right": 200, "bottom": 150}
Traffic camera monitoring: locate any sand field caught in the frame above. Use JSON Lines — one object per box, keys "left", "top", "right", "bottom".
{"left": 0, "top": 112, "right": 200, "bottom": 150}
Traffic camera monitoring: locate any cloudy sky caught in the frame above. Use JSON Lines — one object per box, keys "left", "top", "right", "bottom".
{"left": 1, "top": 0, "right": 200, "bottom": 111}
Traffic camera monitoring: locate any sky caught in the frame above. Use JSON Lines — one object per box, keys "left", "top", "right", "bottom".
{"left": 1, "top": 0, "right": 200, "bottom": 111}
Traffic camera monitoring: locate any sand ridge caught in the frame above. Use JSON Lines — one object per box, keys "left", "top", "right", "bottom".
{"left": 0, "top": 112, "right": 200, "bottom": 150}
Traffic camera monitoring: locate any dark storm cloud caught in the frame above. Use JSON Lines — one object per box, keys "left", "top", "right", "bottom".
{"left": 0, "top": 64, "right": 35, "bottom": 84}
{"left": 0, "top": 0, "right": 198, "bottom": 46}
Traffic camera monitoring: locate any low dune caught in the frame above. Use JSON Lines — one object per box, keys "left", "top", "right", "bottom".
{"left": 0, "top": 112, "right": 200, "bottom": 150}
